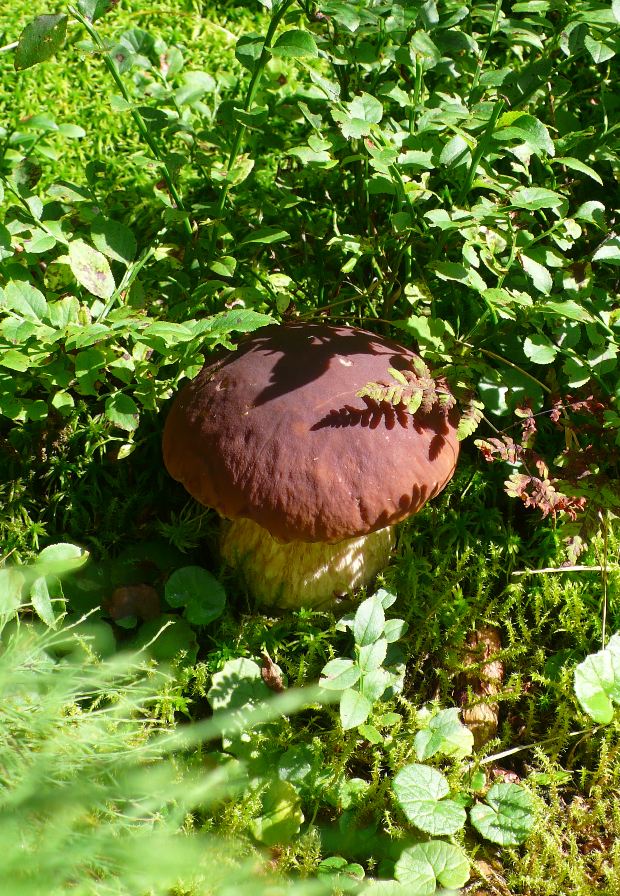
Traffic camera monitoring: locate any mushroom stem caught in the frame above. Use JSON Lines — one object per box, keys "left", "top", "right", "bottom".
{"left": 220, "top": 518, "right": 396, "bottom": 610}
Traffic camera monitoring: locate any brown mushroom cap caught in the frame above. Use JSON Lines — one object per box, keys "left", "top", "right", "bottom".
{"left": 163, "top": 322, "right": 459, "bottom": 543}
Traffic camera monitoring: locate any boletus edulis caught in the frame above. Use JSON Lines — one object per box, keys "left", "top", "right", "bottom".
{"left": 163, "top": 322, "right": 459, "bottom": 609}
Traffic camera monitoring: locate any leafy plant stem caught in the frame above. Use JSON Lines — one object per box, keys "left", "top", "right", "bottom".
{"left": 599, "top": 510, "right": 610, "bottom": 649}
{"left": 469, "top": 0, "right": 503, "bottom": 102}
{"left": 96, "top": 240, "right": 159, "bottom": 322}
{"left": 0, "top": 176, "right": 69, "bottom": 246}
{"left": 458, "top": 99, "right": 504, "bottom": 205}
{"left": 68, "top": 6, "right": 193, "bottom": 240}
{"left": 210, "top": 0, "right": 296, "bottom": 248}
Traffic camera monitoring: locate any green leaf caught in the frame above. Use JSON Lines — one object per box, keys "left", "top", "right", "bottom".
{"left": 593, "top": 238, "right": 620, "bottom": 265}
{"left": 51, "top": 390, "right": 75, "bottom": 415}
{"left": 383, "top": 618, "right": 408, "bottom": 642}
{"left": 574, "top": 633, "right": 620, "bottom": 723}
{"left": 409, "top": 32, "right": 441, "bottom": 68}
{"left": 359, "top": 667, "right": 391, "bottom": 702}
{"left": 414, "top": 707, "right": 474, "bottom": 760}
{"left": 165, "top": 566, "right": 226, "bottom": 626}
{"left": 340, "top": 688, "right": 372, "bottom": 730}
{"left": 0, "top": 223, "right": 12, "bottom": 261}
{"left": 333, "top": 93, "right": 383, "bottom": 139}
{"left": 197, "top": 309, "right": 273, "bottom": 340}
{"left": 207, "top": 657, "right": 269, "bottom": 712}
{"left": 68, "top": 240, "right": 115, "bottom": 299}
{"left": 520, "top": 253, "right": 552, "bottom": 294}
{"left": 393, "top": 764, "right": 467, "bottom": 836}
{"left": 574, "top": 201, "right": 606, "bottom": 226}
{"left": 77, "top": 0, "right": 116, "bottom": 22}
{"left": 91, "top": 216, "right": 137, "bottom": 264}
{"left": 38, "top": 543, "right": 89, "bottom": 576}
{"left": 4, "top": 281, "right": 47, "bottom": 322}
{"left": 235, "top": 34, "right": 264, "bottom": 72}
{"left": 240, "top": 227, "right": 290, "bottom": 245}
{"left": 251, "top": 780, "right": 304, "bottom": 846}
{"left": 320, "top": 658, "right": 361, "bottom": 691}
{"left": 353, "top": 594, "right": 385, "bottom": 647}
{"left": 542, "top": 300, "right": 594, "bottom": 322}
{"left": 30, "top": 576, "right": 57, "bottom": 629}
{"left": 395, "top": 841, "right": 470, "bottom": 894}
{"left": 470, "top": 783, "right": 535, "bottom": 845}
{"left": 318, "top": 856, "right": 365, "bottom": 881}
{"left": 75, "top": 347, "right": 106, "bottom": 393}
{"left": 104, "top": 393, "right": 139, "bottom": 432}
{"left": 0, "top": 569, "right": 25, "bottom": 620}
{"left": 272, "top": 29, "right": 318, "bottom": 58}
{"left": 439, "top": 134, "right": 471, "bottom": 167}
{"left": 495, "top": 113, "right": 555, "bottom": 157}
{"left": 141, "top": 322, "right": 194, "bottom": 348}
{"left": 432, "top": 261, "right": 469, "bottom": 282}
{"left": 47, "top": 296, "right": 80, "bottom": 329}
{"left": 0, "top": 350, "right": 30, "bottom": 372}
{"left": 14, "top": 14, "right": 68, "bottom": 70}
{"left": 523, "top": 334, "right": 557, "bottom": 364}
{"left": 512, "top": 187, "right": 565, "bottom": 210}
{"left": 209, "top": 256, "right": 237, "bottom": 278}
{"left": 584, "top": 33, "right": 615, "bottom": 64}
{"left": 358, "top": 638, "right": 388, "bottom": 673}
{"left": 554, "top": 157, "right": 603, "bottom": 186}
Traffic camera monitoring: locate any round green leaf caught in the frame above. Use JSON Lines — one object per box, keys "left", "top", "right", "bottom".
{"left": 251, "top": 780, "right": 304, "bottom": 846}
{"left": 523, "top": 334, "right": 557, "bottom": 365}
{"left": 207, "top": 657, "right": 269, "bottom": 712}
{"left": 395, "top": 841, "right": 470, "bottom": 893}
{"left": 68, "top": 239, "right": 115, "bottom": 299}
{"left": 38, "top": 543, "right": 89, "bottom": 575}
{"left": 320, "top": 658, "right": 361, "bottom": 691}
{"left": 272, "top": 29, "right": 318, "bottom": 58}
{"left": 105, "top": 393, "right": 140, "bottom": 432}
{"left": 470, "top": 782, "right": 535, "bottom": 845}
{"left": 393, "top": 764, "right": 466, "bottom": 836}
{"left": 574, "top": 633, "right": 620, "bottom": 723}
{"left": 165, "top": 565, "right": 226, "bottom": 626}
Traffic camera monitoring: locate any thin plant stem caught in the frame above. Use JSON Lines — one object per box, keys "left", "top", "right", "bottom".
{"left": 211, "top": 0, "right": 296, "bottom": 249}
{"left": 458, "top": 98, "right": 504, "bottom": 205}
{"left": 68, "top": 6, "right": 193, "bottom": 240}
{"left": 479, "top": 346, "right": 553, "bottom": 394}
{"left": 512, "top": 564, "right": 619, "bottom": 577}
{"left": 469, "top": 0, "right": 503, "bottom": 102}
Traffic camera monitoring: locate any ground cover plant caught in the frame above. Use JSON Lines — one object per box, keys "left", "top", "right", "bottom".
{"left": 1, "top": 0, "right": 620, "bottom": 893}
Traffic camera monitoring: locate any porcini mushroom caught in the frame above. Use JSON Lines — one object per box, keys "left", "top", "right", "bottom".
{"left": 163, "top": 322, "right": 459, "bottom": 609}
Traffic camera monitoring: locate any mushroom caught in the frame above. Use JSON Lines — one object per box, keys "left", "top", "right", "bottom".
{"left": 162, "top": 322, "right": 459, "bottom": 609}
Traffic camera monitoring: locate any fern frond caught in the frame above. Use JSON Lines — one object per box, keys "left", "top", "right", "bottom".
{"left": 457, "top": 399, "right": 484, "bottom": 440}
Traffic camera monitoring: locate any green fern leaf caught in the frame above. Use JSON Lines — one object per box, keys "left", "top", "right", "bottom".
{"left": 457, "top": 399, "right": 484, "bottom": 440}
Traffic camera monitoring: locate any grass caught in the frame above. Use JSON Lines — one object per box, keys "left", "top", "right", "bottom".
{"left": 2, "top": 0, "right": 620, "bottom": 893}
